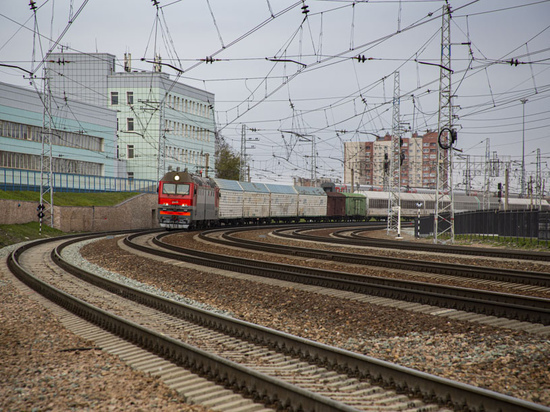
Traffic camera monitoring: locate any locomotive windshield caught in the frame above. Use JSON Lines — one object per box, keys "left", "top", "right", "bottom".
{"left": 162, "top": 183, "right": 190, "bottom": 195}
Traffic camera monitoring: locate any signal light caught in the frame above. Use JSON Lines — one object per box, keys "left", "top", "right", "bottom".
{"left": 37, "top": 204, "right": 45, "bottom": 219}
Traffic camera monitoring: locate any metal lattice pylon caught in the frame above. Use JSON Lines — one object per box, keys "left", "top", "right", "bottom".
{"left": 434, "top": 4, "right": 454, "bottom": 243}
{"left": 482, "top": 139, "right": 491, "bottom": 210}
{"left": 240, "top": 124, "right": 247, "bottom": 181}
{"left": 387, "top": 71, "right": 402, "bottom": 236}
{"left": 39, "top": 65, "right": 54, "bottom": 233}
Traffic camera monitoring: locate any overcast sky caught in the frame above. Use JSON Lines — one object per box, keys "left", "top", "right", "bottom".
{"left": 1, "top": 0, "right": 549, "bottom": 191}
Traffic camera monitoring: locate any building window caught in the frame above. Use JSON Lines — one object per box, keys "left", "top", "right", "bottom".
{"left": 111, "top": 92, "right": 118, "bottom": 105}
{"left": 127, "top": 91, "right": 134, "bottom": 105}
{"left": 127, "top": 145, "right": 134, "bottom": 159}
{"left": 127, "top": 172, "right": 134, "bottom": 180}
{"left": 127, "top": 118, "right": 134, "bottom": 131}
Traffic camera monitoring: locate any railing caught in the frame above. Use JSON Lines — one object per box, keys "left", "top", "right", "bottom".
{"left": 0, "top": 168, "right": 157, "bottom": 193}
{"left": 419, "top": 209, "right": 550, "bottom": 242}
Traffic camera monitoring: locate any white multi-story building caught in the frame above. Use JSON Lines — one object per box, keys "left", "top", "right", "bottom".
{"left": 46, "top": 53, "right": 216, "bottom": 181}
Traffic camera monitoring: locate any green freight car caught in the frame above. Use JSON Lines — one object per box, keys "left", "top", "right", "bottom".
{"left": 341, "top": 192, "right": 367, "bottom": 221}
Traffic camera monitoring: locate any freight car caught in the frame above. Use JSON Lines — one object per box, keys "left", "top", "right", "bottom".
{"left": 212, "top": 177, "right": 327, "bottom": 226}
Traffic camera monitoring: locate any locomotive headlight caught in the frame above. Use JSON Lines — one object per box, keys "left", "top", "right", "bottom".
{"left": 174, "top": 175, "right": 180, "bottom": 181}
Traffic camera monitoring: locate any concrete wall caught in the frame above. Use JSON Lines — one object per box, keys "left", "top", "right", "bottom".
{"left": 0, "top": 194, "right": 159, "bottom": 232}
{"left": 0, "top": 199, "right": 40, "bottom": 225}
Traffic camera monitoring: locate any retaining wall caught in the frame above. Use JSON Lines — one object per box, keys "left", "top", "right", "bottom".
{"left": 0, "top": 194, "right": 159, "bottom": 232}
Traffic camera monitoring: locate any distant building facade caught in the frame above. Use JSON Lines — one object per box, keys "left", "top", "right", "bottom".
{"left": 46, "top": 52, "right": 216, "bottom": 181}
{"left": 344, "top": 131, "right": 440, "bottom": 190}
{"left": 0, "top": 81, "right": 120, "bottom": 181}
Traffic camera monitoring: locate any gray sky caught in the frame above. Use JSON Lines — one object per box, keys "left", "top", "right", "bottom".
{"left": 1, "top": 0, "right": 549, "bottom": 191}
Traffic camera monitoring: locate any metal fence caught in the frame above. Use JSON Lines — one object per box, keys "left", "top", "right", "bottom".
{"left": 418, "top": 209, "right": 550, "bottom": 241}
{"left": 0, "top": 168, "right": 157, "bottom": 193}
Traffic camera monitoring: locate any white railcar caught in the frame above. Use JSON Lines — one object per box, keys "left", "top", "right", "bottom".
{"left": 265, "top": 183, "right": 299, "bottom": 219}
{"left": 296, "top": 186, "right": 328, "bottom": 221}
{"left": 240, "top": 181, "right": 271, "bottom": 221}
{"left": 212, "top": 178, "right": 244, "bottom": 224}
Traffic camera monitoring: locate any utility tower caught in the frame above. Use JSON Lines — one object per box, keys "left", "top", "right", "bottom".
{"left": 39, "top": 63, "right": 54, "bottom": 233}
{"left": 536, "top": 148, "right": 543, "bottom": 209}
{"left": 387, "top": 71, "right": 402, "bottom": 237}
{"left": 434, "top": 3, "right": 455, "bottom": 243}
{"left": 482, "top": 139, "right": 491, "bottom": 210}
{"left": 240, "top": 124, "right": 247, "bottom": 181}
{"left": 310, "top": 134, "right": 317, "bottom": 185}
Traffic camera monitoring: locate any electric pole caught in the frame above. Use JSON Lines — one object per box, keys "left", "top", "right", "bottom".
{"left": 483, "top": 139, "right": 491, "bottom": 210}
{"left": 39, "top": 61, "right": 54, "bottom": 233}
{"left": 434, "top": 3, "right": 455, "bottom": 243}
{"left": 387, "top": 71, "right": 402, "bottom": 237}
{"left": 240, "top": 124, "right": 246, "bottom": 181}
{"left": 520, "top": 98, "right": 528, "bottom": 197}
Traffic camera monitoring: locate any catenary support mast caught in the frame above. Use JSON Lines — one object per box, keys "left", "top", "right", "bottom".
{"left": 39, "top": 63, "right": 54, "bottom": 233}
{"left": 387, "top": 71, "right": 402, "bottom": 237}
{"left": 434, "top": 3, "right": 454, "bottom": 243}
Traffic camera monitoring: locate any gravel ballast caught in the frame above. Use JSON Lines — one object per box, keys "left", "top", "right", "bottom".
{"left": 1, "top": 231, "right": 549, "bottom": 409}
{"left": 84, "top": 233, "right": 549, "bottom": 407}
{"left": 0, "top": 244, "right": 212, "bottom": 412}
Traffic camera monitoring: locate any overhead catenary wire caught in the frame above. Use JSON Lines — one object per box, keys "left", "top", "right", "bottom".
{"left": 2, "top": 0, "right": 549, "bottom": 185}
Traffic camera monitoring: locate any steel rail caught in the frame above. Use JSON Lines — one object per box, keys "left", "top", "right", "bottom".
{"left": 9, "top": 231, "right": 547, "bottom": 411}
{"left": 212, "top": 226, "right": 550, "bottom": 288}
{"left": 8, "top": 234, "right": 363, "bottom": 412}
{"left": 146, "top": 230, "right": 550, "bottom": 325}
{"left": 112, "top": 232, "right": 549, "bottom": 412}
{"left": 328, "top": 227, "right": 550, "bottom": 262}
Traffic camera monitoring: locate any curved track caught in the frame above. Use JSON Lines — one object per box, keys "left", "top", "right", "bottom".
{"left": 6, "top": 231, "right": 549, "bottom": 412}
{"left": 323, "top": 226, "right": 550, "bottom": 262}
{"left": 184, "top": 227, "right": 550, "bottom": 326}
{"left": 256, "top": 227, "right": 550, "bottom": 287}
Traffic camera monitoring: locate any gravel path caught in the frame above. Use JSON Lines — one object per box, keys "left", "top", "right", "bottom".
{"left": 1, "top": 231, "right": 549, "bottom": 410}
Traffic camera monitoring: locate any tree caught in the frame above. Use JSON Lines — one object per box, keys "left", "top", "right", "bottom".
{"left": 215, "top": 138, "right": 241, "bottom": 180}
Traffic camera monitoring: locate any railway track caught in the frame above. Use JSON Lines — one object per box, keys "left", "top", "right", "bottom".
{"left": 152, "top": 227, "right": 550, "bottom": 326}
{"left": 220, "top": 226, "right": 550, "bottom": 288}
{"left": 309, "top": 225, "right": 550, "bottom": 262}
{"left": 7, "top": 231, "right": 549, "bottom": 412}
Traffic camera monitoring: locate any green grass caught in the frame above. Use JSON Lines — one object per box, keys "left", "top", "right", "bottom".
{"left": 0, "top": 190, "right": 143, "bottom": 247}
{"left": 452, "top": 234, "right": 549, "bottom": 250}
{"left": 0, "top": 222, "right": 66, "bottom": 248}
{"left": 0, "top": 190, "right": 140, "bottom": 207}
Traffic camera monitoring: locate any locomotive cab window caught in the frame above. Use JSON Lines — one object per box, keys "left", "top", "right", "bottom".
{"left": 162, "top": 183, "right": 190, "bottom": 195}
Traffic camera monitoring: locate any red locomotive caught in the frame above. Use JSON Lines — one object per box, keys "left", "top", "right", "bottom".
{"left": 157, "top": 169, "right": 219, "bottom": 229}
